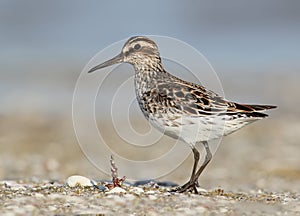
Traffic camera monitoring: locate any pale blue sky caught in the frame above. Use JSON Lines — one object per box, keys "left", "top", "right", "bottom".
{"left": 1, "top": 0, "right": 299, "bottom": 74}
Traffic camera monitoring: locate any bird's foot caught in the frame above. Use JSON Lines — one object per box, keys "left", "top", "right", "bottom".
{"left": 170, "top": 181, "right": 198, "bottom": 194}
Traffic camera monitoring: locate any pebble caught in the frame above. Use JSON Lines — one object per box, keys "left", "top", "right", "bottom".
{"left": 65, "top": 175, "right": 96, "bottom": 187}
{"left": 106, "top": 187, "right": 126, "bottom": 194}
{"left": 148, "top": 195, "right": 157, "bottom": 200}
{"left": 97, "top": 185, "right": 108, "bottom": 192}
{"left": 4, "top": 181, "right": 27, "bottom": 191}
{"left": 145, "top": 190, "right": 156, "bottom": 195}
{"left": 34, "top": 193, "right": 44, "bottom": 198}
{"left": 196, "top": 187, "right": 208, "bottom": 193}
{"left": 163, "top": 192, "right": 172, "bottom": 196}
{"left": 133, "top": 179, "right": 157, "bottom": 187}
{"left": 48, "top": 206, "right": 57, "bottom": 211}
{"left": 129, "top": 187, "right": 144, "bottom": 195}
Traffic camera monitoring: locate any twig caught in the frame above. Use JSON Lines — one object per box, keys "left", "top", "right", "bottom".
{"left": 106, "top": 155, "right": 126, "bottom": 189}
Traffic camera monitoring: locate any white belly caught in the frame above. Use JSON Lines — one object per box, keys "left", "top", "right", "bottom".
{"left": 148, "top": 114, "right": 259, "bottom": 146}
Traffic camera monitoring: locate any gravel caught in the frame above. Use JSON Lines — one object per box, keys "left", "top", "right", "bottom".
{"left": 0, "top": 180, "right": 299, "bottom": 215}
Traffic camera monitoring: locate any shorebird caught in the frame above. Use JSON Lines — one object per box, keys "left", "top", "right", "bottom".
{"left": 88, "top": 36, "right": 276, "bottom": 193}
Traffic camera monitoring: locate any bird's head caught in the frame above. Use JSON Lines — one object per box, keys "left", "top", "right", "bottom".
{"left": 88, "top": 36, "right": 162, "bottom": 73}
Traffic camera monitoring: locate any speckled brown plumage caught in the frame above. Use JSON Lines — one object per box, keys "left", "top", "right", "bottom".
{"left": 88, "top": 36, "right": 276, "bottom": 193}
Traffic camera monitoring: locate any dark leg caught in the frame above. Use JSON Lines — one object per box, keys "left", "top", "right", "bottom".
{"left": 171, "top": 141, "right": 212, "bottom": 194}
{"left": 170, "top": 146, "right": 200, "bottom": 193}
{"left": 193, "top": 141, "right": 212, "bottom": 185}
{"left": 190, "top": 147, "right": 200, "bottom": 183}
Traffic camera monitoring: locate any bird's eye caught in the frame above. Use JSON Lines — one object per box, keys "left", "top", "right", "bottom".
{"left": 134, "top": 44, "right": 141, "bottom": 50}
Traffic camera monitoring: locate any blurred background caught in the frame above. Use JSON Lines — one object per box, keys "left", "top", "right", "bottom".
{"left": 0, "top": 0, "right": 299, "bottom": 191}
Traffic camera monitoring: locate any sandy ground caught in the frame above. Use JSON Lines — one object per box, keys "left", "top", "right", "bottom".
{"left": 0, "top": 179, "right": 299, "bottom": 215}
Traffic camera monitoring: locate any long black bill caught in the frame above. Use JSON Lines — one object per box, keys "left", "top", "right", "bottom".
{"left": 88, "top": 53, "right": 123, "bottom": 73}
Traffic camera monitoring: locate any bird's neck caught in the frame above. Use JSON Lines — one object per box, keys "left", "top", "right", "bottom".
{"left": 133, "top": 60, "right": 166, "bottom": 98}
{"left": 132, "top": 56, "right": 163, "bottom": 72}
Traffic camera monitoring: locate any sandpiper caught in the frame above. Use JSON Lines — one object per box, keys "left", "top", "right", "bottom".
{"left": 88, "top": 36, "right": 276, "bottom": 193}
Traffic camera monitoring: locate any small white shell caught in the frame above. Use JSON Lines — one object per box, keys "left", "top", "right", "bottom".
{"left": 106, "top": 187, "right": 126, "bottom": 194}
{"left": 65, "top": 175, "right": 96, "bottom": 187}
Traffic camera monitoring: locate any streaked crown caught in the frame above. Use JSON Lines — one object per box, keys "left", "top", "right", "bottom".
{"left": 121, "top": 36, "right": 161, "bottom": 66}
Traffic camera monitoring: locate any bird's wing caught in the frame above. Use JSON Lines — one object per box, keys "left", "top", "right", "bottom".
{"left": 145, "top": 77, "right": 276, "bottom": 118}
